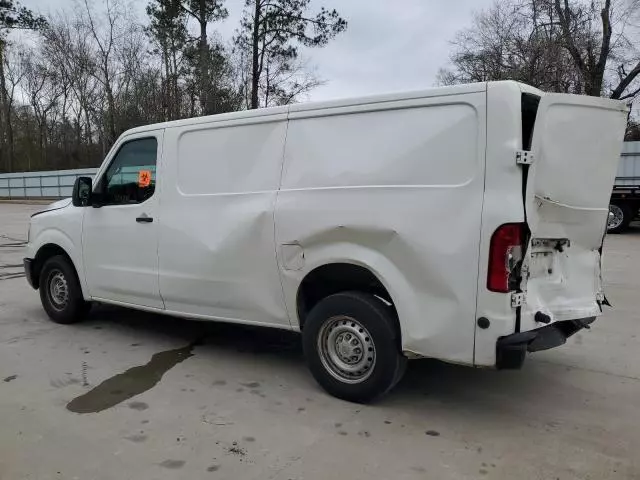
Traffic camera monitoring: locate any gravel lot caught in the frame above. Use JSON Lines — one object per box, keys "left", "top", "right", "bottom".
{"left": 1, "top": 202, "right": 639, "bottom": 480}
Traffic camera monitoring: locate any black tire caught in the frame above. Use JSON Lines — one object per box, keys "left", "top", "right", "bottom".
{"left": 39, "top": 255, "right": 91, "bottom": 324}
{"left": 608, "top": 202, "right": 633, "bottom": 234}
{"left": 302, "top": 292, "right": 406, "bottom": 403}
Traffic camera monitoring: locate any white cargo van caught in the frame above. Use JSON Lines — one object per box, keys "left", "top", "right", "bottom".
{"left": 24, "top": 81, "right": 627, "bottom": 402}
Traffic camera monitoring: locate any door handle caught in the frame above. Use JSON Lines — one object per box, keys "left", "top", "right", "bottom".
{"left": 136, "top": 214, "right": 153, "bottom": 223}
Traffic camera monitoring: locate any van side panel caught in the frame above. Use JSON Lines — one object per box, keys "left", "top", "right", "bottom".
{"left": 275, "top": 92, "right": 487, "bottom": 364}
{"left": 473, "top": 81, "right": 529, "bottom": 367}
{"left": 157, "top": 114, "right": 291, "bottom": 328}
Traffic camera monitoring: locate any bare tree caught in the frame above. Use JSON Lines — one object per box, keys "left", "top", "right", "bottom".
{"left": 440, "top": 0, "right": 640, "bottom": 103}
{"left": 553, "top": 0, "right": 640, "bottom": 99}
{"left": 261, "top": 56, "right": 323, "bottom": 107}
{"left": 2, "top": 46, "right": 25, "bottom": 168}
{"left": 42, "top": 14, "right": 100, "bottom": 158}
{"left": 437, "top": 0, "right": 582, "bottom": 92}
{"left": 0, "top": 0, "right": 46, "bottom": 171}
{"left": 83, "top": 0, "right": 121, "bottom": 144}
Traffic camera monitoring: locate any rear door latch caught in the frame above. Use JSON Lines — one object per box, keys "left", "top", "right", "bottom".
{"left": 511, "top": 292, "right": 526, "bottom": 308}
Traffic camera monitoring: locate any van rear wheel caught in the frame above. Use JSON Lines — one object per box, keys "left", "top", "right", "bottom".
{"left": 39, "top": 255, "right": 91, "bottom": 324}
{"left": 302, "top": 292, "right": 406, "bottom": 403}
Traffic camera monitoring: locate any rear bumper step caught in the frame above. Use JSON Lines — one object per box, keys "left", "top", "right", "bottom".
{"left": 496, "top": 316, "right": 596, "bottom": 369}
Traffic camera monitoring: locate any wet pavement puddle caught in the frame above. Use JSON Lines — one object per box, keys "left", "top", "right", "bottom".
{"left": 67, "top": 342, "right": 197, "bottom": 414}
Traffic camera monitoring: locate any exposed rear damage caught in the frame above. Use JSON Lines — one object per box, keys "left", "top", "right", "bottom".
{"left": 496, "top": 90, "right": 628, "bottom": 368}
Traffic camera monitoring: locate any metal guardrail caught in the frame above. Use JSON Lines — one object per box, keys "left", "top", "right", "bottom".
{"left": 0, "top": 169, "right": 98, "bottom": 199}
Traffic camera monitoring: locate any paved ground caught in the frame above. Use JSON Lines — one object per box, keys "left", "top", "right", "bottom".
{"left": 1, "top": 202, "right": 639, "bottom": 480}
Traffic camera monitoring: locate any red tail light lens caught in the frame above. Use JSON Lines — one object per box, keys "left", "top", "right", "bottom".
{"left": 487, "top": 223, "right": 525, "bottom": 293}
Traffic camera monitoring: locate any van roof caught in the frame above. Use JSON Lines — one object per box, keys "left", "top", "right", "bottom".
{"left": 124, "top": 80, "right": 531, "bottom": 136}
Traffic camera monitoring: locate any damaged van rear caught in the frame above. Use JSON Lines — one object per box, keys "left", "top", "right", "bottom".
{"left": 24, "top": 81, "right": 627, "bottom": 403}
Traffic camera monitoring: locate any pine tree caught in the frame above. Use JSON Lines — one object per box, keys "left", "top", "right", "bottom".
{"left": 235, "top": 0, "right": 347, "bottom": 109}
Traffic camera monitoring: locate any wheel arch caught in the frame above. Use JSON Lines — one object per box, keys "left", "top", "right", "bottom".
{"left": 32, "top": 243, "right": 86, "bottom": 297}
{"left": 295, "top": 262, "right": 402, "bottom": 343}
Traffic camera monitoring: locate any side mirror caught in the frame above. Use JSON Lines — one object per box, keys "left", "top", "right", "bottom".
{"left": 72, "top": 177, "right": 92, "bottom": 207}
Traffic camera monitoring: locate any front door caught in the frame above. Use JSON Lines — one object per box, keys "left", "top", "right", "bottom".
{"left": 82, "top": 131, "right": 164, "bottom": 308}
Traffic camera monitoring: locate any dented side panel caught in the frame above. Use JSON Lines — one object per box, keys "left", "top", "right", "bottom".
{"left": 157, "top": 115, "right": 291, "bottom": 328}
{"left": 276, "top": 93, "right": 487, "bottom": 364}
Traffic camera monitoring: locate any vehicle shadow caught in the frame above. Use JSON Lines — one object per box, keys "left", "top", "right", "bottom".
{"left": 625, "top": 222, "right": 640, "bottom": 235}
{"left": 82, "top": 303, "right": 578, "bottom": 421}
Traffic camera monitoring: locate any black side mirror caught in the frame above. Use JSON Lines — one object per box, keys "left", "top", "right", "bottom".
{"left": 72, "top": 177, "right": 92, "bottom": 207}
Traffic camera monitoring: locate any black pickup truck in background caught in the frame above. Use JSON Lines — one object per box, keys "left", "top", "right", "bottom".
{"left": 608, "top": 141, "right": 640, "bottom": 233}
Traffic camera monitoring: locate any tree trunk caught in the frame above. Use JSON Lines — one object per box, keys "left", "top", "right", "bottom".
{"left": 75, "top": 115, "right": 82, "bottom": 167}
{"left": 264, "top": 61, "right": 270, "bottom": 108}
{"left": 198, "top": 0, "right": 208, "bottom": 114}
{"left": 5, "top": 103, "right": 13, "bottom": 171}
{"left": 61, "top": 92, "right": 69, "bottom": 161}
{"left": 171, "top": 43, "right": 180, "bottom": 118}
{"left": 611, "top": 61, "right": 640, "bottom": 100}
{"left": 163, "top": 43, "right": 171, "bottom": 121}
{"left": 105, "top": 85, "right": 117, "bottom": 143}
{"left": 102, "top": 60, "right": 117, "bottom": 144}
{"left": 555, "top": 0, "right": 610, "bottom": 97}
{"left": 42, "top": 119, "right": 48, "bottom": 167}
{"left": 250, "top": 0, "right": 261, "bottom": 109}
{"left": 0, "top": 41, "right": 10, "bottom": 172}
{"left": 37, "top": 119, "right": 44, "bottom": 168}
{"left": 84, "top": 107, "right": 92, "bottom": 144}
{"left": 590, "top": 0, "right": 612, "bottom": 97}
{"left": 160, "top": 43, "right": 173, "bottom": 121}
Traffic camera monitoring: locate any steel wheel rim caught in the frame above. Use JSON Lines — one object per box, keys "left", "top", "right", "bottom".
{"left": 608, "top": 204, "right": 624, "bottom": 230}
{"left": 47, "top": 269, "right": 69, "bottom": 310}
{"left": 317, "top": 315, "right": 376, "bottom": 384}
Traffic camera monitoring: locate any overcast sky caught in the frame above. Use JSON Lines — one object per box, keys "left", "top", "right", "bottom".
{"left": 22, "top": 0, "right": 495, "bottom": 102}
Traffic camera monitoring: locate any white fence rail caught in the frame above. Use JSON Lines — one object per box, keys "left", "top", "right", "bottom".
{"left": 0, "top": 168, "right": 98, "bottom": 199}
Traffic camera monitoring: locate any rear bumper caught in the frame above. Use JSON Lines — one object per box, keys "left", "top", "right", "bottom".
{"left": 496, "top": 317, "right": 596, "bottom": 369}
{"left": 23, "top": 258, "right": 37, "bottom": 289}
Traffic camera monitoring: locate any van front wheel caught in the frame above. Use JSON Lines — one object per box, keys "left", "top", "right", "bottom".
{"left": 303, "top": 292, "right": 406, "bottom": 403}
{"left": 39, "top": 255, "right": 91, "bottom": 324}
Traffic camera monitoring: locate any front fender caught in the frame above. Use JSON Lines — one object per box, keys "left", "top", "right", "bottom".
{"left": 27, "top": 208, "right": 88, "bottom": 299}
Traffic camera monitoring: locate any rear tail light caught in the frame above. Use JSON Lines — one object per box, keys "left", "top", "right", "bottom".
{"left": 487, "top": 223, "right": 525, "bottom": 293}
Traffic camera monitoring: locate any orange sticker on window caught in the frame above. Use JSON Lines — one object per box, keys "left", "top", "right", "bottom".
{"left": 138, "top": 170, "right": 152, "bottom": 188}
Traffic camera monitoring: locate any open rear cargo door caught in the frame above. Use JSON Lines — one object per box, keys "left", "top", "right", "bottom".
{"left": 520, "top": 94, "right": 628, "bottom": 324}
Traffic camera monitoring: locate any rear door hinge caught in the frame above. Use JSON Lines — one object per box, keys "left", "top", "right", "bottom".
{"left": 511, "top": 292, "right": 526, "bottom": 308}
{"left": 516, "top": 151, "right": 534, "bottom": 165}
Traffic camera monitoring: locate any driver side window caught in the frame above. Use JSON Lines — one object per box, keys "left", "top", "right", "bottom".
{"left": 100, "top": 137, "right": 158, "bottom": 205}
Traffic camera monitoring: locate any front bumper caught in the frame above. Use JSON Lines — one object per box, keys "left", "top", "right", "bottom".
{"left": 496, "top": 317, "right": 596, "bottom": 369}
{"left": 23, "top": 258, "right": 37, "bottom": 289}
